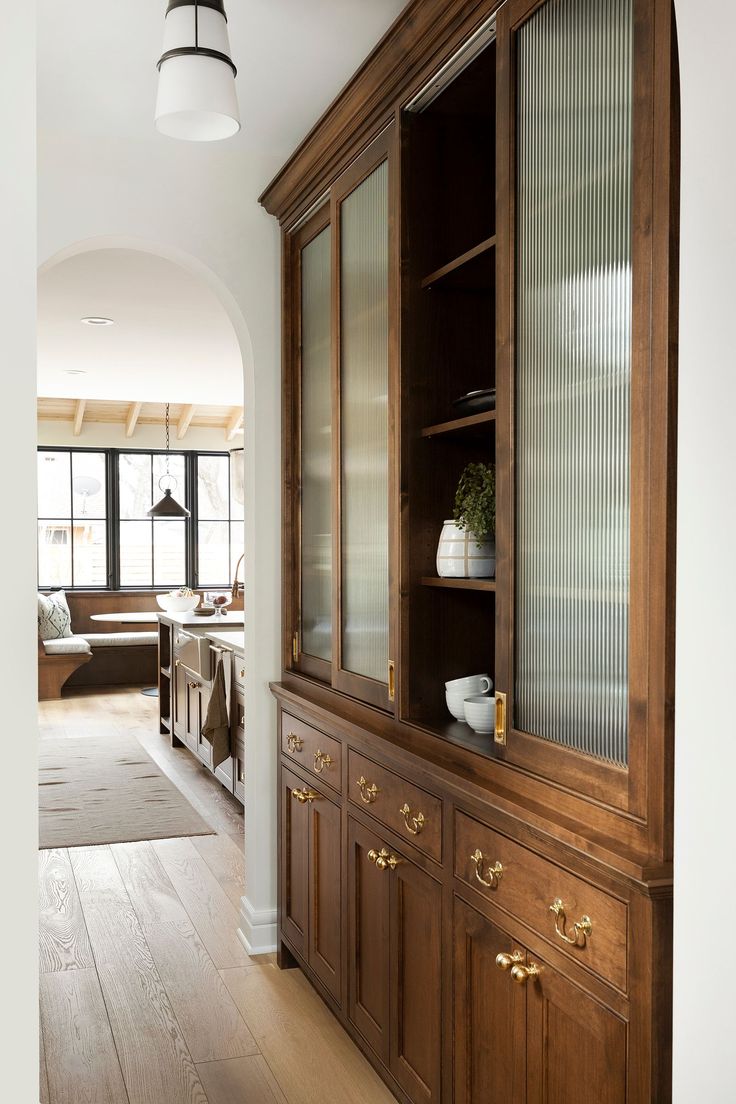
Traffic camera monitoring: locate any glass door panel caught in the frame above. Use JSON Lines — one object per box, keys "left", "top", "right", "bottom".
{"left": 300, "top": 223, "right": 333, "bottom": 666}
{"left": 334, "top": 129, "right": 394, "bottom": 710}
{"left": 513, "top": 0, "right": 633, "bottom": 768}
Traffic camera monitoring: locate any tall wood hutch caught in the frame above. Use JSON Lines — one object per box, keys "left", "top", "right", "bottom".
{"left": 262, "top": 0, "right": 678, "bottom": 1100}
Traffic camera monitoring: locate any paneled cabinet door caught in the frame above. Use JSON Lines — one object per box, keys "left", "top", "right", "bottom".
{"left": 526, "top": 961, "right": 626, "bottom": 1104}
{"left": 306, "top": 785, "right": 341, "bottom": 1002}
{"left": 389, "top": 848, "right": 442, "bottom": 1104}
{"left": 348, "top": 817, "right": 391, "bottom": 1064}
{"left": 184, "top": 679, "right": 202, "bottom": 757}
{"left": 280, "top": 766, "right": 309, "bottom": 959}
{"left": 453, "top": 898, "right": 526, "bottom": 1104}
{"left": 173, "top": 660, "right": 186, "bottom": 741}
{"left": 348, "top": 816, "right": 442, "bottom": 1102}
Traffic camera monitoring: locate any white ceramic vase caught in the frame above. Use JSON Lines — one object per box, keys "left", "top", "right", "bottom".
{"left": 436, "top": 520, "right": 495, "bottom": 579}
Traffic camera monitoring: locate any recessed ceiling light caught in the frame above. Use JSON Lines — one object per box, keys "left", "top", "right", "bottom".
{"left": 81, "top": 316, "right": 114, "bottom": 326}
{"left": 65, "top": 369, "right": 87, "bottom": 376}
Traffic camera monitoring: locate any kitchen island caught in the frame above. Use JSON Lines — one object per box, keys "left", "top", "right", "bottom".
{"left": 157, "top": 612, "right": 245, "bottom": 802}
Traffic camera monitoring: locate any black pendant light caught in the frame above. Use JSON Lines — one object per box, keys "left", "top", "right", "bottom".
{"left": 148, "top": 403, "right": 191, "bottom": 518}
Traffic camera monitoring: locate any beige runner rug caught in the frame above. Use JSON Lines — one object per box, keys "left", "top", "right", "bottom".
{"left": 39, "top": 735, "right": 214, "bottom": 849}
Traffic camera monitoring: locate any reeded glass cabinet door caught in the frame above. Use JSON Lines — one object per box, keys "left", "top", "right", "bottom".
{"left": 297, "top": 215, "right": 333, "bottom": 677}
{"left": 333, "top": 131, "right": 395, "bottom": 710}
{"left": 494, "top": 0, "right": 669, "bottom": 811}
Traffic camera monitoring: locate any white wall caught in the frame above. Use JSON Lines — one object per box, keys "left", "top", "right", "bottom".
{"left": 672, "top": 2, "right": 736, "bottom": 1099}
{"left": 39, "top": 114, "right": 284, "bottom": 952}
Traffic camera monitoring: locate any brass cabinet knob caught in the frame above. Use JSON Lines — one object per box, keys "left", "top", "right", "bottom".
{"left": 291, "top": 787, "right": 319, "bottom": 804}
{"left": 470, "top": 849, "right": 503, "bottom": 889}
{"left": 510, "top": 962, "right": 541, "bottom": 985}
{"left": 240, "top": 668, "right": 245, "bottom": 678}
{"left": 357, "top": 776, "right": 379, "bottom": 804}
{"left": 313, "top": 748, "right": 333, "bottom": 773}
{"left": 286, "top": 732, "right": 304, "bottom": 753}
{"left": 367, "top": 847, "right": 401, "bottom": 871}
{"left": 495, "top": 951, "right": 524, "bottom": 972}
{"left": 549, "top": 898, "right": 593, "bottom": 947}
{"left": 399, "top": 802, "right": 425, "bottom": 835}
{"left": 188, "top": 681, "right": 198, "bottom": 689}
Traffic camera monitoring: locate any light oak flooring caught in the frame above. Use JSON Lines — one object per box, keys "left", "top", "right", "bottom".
{"left": 39, "top": 688, "right": 395, "bottom": 1104}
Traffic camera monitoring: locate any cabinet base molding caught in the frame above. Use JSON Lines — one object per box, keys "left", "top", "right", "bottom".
{"left": 238, "top": 895, "right": 278, "bottom": 956}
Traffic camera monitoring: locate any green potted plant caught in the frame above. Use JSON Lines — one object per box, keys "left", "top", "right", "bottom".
{"left": 436, "top": 462, "right": 496, "bottom": 579}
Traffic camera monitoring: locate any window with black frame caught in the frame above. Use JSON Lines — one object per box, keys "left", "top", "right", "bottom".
{"left": 37, "top": 450, "right": 108, "bottom": 588}
{"left": 196, "top": 451, "right": 244, "bottom": 588}
{"left": 118, "top": 451, "right": 187, "bottom": 587}
{"left": 36, "top": 446, "right": 243, "bottom": 591}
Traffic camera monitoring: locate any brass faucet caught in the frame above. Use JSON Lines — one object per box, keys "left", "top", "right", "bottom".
{"left": 231, "top": 553, "right": 245, "bottom": 600}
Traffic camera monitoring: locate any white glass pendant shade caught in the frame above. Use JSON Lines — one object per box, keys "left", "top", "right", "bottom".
{"left": 155, "top": 1, "right": 240, "bottom": 142}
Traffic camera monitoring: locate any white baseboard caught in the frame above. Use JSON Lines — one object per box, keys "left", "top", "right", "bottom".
{"left": 238, "top": 895, "right": 277, "bottom": 956}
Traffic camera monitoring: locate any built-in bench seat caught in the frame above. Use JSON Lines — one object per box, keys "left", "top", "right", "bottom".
{"left": 79, "top": 632, "right": 159, "bottom": 648}
{"left": 38, "top": 637, "right": 92, "bottom": 700}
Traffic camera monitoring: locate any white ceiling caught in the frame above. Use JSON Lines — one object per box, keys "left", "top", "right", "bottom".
{"left": 37, "top": 1, "right": 406, "bottom": 403}
{"left": 38, "top": 0, "right": 406, "bottom": 154}
{"left": 37, "top": 249, "right": 244, "bottom": 404}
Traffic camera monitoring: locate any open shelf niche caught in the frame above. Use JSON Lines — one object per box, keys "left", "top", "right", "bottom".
{"left": 400, "top": 41, "right": 497, "bottom": 737}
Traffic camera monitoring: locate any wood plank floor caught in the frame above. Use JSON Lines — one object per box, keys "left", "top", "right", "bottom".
{"left": 39, "top": 688, "right": 394, "bottom": 1104}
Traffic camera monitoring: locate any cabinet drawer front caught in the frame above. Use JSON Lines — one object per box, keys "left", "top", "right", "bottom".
{"left": 348, "top": 750, "right": 442, "bottom": 863}
{"left": 233, "top": 657, "right": 246, "bottom": 690}
{"left": 454, "top": 812, "right": 627, "bottom": 991}
{"left": 281, "top": 713, "right": 342, "bottom": 793}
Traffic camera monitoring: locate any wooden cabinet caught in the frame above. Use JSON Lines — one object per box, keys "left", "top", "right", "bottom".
{"left": 454, "top": 895, "right": 626, "bottom": 1104}
{"left": 164, "top": 623, "right": 244, "bottom": 804}
{"left": 281, "top": 765, "right": 342, "bottom": 1002}
{"left": 266, "top": 0, "right": 677, "bottom": 1099}
{"left": 348, "top": 816, "right": 442, "bottom": 1102}
{"left": 453, "top": 898, "right": 526, "bottom": 1104}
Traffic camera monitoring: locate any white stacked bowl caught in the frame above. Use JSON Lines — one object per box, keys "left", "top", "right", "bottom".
{"left": 445, "top": 673, "right": 492, "bottom": 721}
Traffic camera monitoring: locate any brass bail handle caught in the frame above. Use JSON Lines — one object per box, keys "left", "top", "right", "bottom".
{"left": 399, "top": 802, "right": 425, "bottom": 835}
{"left": 314, "top": 748, "right": 333, "bottom": 773}
{"left": 549, "top": 898, "right": 593, "bottom": 947}
{"left": 470, "top": 849, "right": 503, "bottom": 889}
{"left": 357, "top": 776, "right": 379, "bottom": 804}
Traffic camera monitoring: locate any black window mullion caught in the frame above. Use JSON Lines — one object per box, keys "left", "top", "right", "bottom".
{"left": 108, "top": 450, "right": 119, "bottom": 589}
{"left": 188, "top": 452, "right": 198, "bottom": 590}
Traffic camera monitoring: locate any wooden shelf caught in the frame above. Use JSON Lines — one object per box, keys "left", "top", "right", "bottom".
{"left": 409, "top": 715, "right": 498, "bottom": 762}
{"left": 421, "top": 236, "right": 496, "bottom": 290}
{"left": 421, "top": 576, "right": 496, "bottom": 592}
{"left": 421, "top": 409, "right": 495, "bottom": 439}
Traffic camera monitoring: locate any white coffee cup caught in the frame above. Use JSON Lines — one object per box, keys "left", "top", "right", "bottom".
{"left": 463, "top": 694, "right": 496, "bottom": 734}
{"left": 445, "top": 673, "right": 492, "bottom": 694}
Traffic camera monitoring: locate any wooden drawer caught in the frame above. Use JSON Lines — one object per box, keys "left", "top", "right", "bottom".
{"left": 281, "top": 713, "right": 342, "bottom": 794}
{"left": 347, "top": 750, "right": 442, "bottom": 863}
{"left": 454, "top": 811, "right": 627, "bottom": 991}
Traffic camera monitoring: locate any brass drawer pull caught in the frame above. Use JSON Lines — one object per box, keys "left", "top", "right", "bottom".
{"left": 549, "top": 898, "right": 593, "bottom": 946}
{"left": 399, "top": 802, "right": 425, "bottom": 835}
{"left": 357, "top": 776, "right": 379, "bottom": 804}
{"left": 495, "top": 951, "right": 524, "bottom": 971}
{"left": 470, "top": 849, "right": 503, "bottom": 889}
{"left": 314, "top": 748, "right": 333, "bottom": 773}
{"left": 367, "top": 847, "right": 401, "bottom": 871}
{"left": 286, "top": 732, "right": 303, "bottom": 753}
{"left": 291, "top": 787, "right": 319, "bottom": 804}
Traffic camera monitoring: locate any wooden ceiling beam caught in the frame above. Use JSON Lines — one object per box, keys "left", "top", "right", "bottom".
{"left": 225, "top": 406, "right": 244, "bottom": 441}
{"left": 177, "top": 404, "right": 196, "bottom": 440}
{"left": 125, "top": 401, "right": 142, "bottom": 438}
{"left": 73, "top": 399, "right": 86, "bottom": 437}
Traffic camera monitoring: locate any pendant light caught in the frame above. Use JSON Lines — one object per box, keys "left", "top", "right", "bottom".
{"left": 155, "top": 0, "right": 240, "bottom": 142}
{"left": 148, "top": 404, "right": 191, "bottom": 518}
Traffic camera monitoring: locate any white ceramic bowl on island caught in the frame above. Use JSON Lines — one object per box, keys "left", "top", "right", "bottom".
{"left": 436, "top": 520, "right": 496, "bottom": 579}
{"left": 156, "top": 593, "right": 200, "bottom": 613}
{"left": 445, "top": 673, "right": 493, "bottom": 721}
{"left": 464, "top": 694, "right": 496, "bottom": 735}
